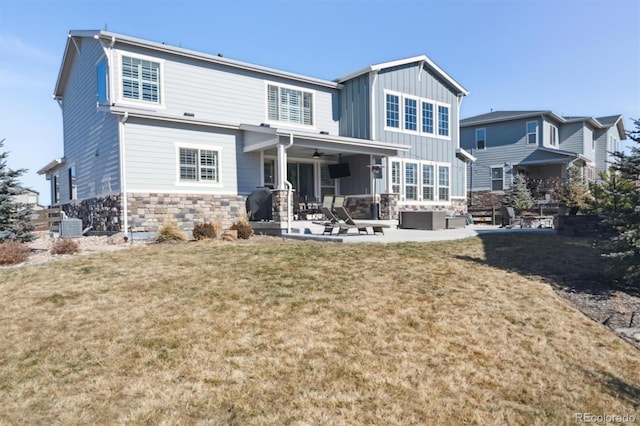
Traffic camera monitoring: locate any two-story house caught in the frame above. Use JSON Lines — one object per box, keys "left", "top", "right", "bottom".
{"left": 460, "top": 111, "right": 626, "bottom": 207}
{"left": 39, "top": 30, "right": 473, "bottom": 234}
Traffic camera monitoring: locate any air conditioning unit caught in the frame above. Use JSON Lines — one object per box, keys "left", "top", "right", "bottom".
{"left": 59, "top": 218, "right": 83, "bottom": 238}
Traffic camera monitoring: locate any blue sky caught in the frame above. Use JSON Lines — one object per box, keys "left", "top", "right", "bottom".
{"left": 1, "top": 0, "right": 638, "bottom": 200}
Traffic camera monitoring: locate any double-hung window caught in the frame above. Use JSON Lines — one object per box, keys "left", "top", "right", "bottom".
{"left": 180, "top": 148, "right": 219, "bottom": 183}
{"left": 391, "top": 161, "right": 401, "bottom": 194}
{"left": 404, "top": 98, "right": 418, "bottom": 131}
{"left": 405, "top": 162, "right": 418, "bottom": 201}
{"left": 438, "top": 165, "right": 449, "bottom": 201}
{"left": 267, "top": 84, "right": 313, "bottom": 126}
{"left": 438, "top": 106, "right": 450, "bottom": 137}
{"left": 476, "top": 128, "right": 486, "bottom": 150}
{"left": 491, "top": 167, "right": 504, "bottom": 191}
{"left": 526, "top": 121, "right": 538, "bottom": 144}
{"left": 422, "top": 164, "right": 434, "bottom": 201}
{"left": 122, "top": 56, "right": 160, "bottom": 103}
{"left": 386, "top": 94, "right": 400, "bottom": 129}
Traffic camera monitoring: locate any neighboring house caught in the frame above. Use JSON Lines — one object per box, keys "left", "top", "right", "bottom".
{"left": 460, "top": 111, "right": 626, "bottom": 207}
{"left": 11, "top": 188, "right": 43, "bottom": 211}
{"left": 39, "top": 30, "right": 473, "bottom": 233}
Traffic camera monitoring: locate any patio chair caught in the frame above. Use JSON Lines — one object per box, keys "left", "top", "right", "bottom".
{"left": 501, "top": 206, "right": 523, "bottom": 229}
{"left": 333, "top": 205, "right": 390, "bottom": 235}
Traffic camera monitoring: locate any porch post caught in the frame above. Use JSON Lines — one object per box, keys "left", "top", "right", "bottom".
{"left": 276, "top": 143, "right": 287, "bottom": 190}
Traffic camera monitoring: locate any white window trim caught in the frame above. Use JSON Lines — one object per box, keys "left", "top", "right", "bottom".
{"left": 383, "top": 90, "right": 403, "bottom": 132}
{"left": 387, "top": 157, "right": 452, "bottom": 204}
{"left": 476, "top": 128, "right": 486, "bottom": 150}
{"left": 490, "top": 165, "right": 505, "bottom": 193}
{"left": 403, "top": 96, "right": 420, "bottom": 135}
{"left": 263, "top": 81, "right": 316, "bottom": 130}
{"left": 175, "top": 143, "right": 224, "bottom": 187}
{"left": 383, "top": 90, "right": 451, "bottom": 140}
{"left": 526, "top": 121, "right": 538, "bottom": 145}
{"left": 116, "top": 52, "right": 166, "bottom": 109}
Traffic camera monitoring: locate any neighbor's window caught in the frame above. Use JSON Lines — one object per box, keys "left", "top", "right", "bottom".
{"left": 438, "top": 165, "right": 449, "bottom": 201}
{"left": 438, "top": 105, "right": 449, "bottom": 136}
{"left": 122, "top": 56, "right": 160, "bottom": 103}
{"left": 476, "top": 128, "right": 486, "bottom": 150}
{"left": 391, "top": 161, "right": 401, "bottom": 194}
{"left": 180, "top": 148, "right": 219, "bottom": 182}
{"left": 267, "top": 84, "right": 313, "bottom": 126}
{"left": 526, "top": 121, "right": 538, "bottom": 144}
{"left": 550, "top": 124, "right": 557, "bottom": 146}
{"left": 68, "top": 166, "right": 77, "bottom": 201}
{"left": 52, "top": 173, "right": 60, "bottom": 204}
{"left": 422, "top": 164, "right": 434, "bottom": 201}
{"left": 386, "top": 93, "right": 400, "bottom": 128}
{"left": 491, "top": 167, "right": 504, "bottom": 191}
{"left": 404, "top": 97, "right": 417, "bottom": 131}
{"left": 405, "top": 162, "right": 418, "bottom": 201}
{"left": 97, "top": 59, "right": 109, "bottom": 104}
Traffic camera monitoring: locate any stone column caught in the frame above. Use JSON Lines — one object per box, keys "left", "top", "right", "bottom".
{"left": 380, "top": 193, "right": 399, "bottom": 220}
{"left": 271, "top": 189, "right": 290, "bottom": 223}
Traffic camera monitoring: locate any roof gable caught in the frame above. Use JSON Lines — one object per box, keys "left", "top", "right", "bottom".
{"left": 335, "top": 55, "right": 469, "bottom": 96}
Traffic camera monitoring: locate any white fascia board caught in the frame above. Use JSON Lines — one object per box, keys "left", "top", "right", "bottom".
{"left": 461, "top": 111, "right": 561, "bottom": 128}
{"left": 456, "top": 148, "right": 476, "bottom": 162}
{"left": 274, "top": 128, "right": 410, "bottom": 153}
{"left": 88, "top": 31, "right": 342, "bottom": 90}
{"left": 37, "top": 158, "right": 65, "bottom": 175}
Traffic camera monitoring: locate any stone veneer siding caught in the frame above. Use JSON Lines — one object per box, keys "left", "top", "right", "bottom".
{"left": 62, "top": 195, "right": 122, "bottom": 233}
{"left": 467, "top": 190, "right": 505, "bottom": 209}
{"left": 343, "top": 193, "right": 467, "bottom": 220}
{"left": 128, "top": 193, "right": 247, "bottom": 232}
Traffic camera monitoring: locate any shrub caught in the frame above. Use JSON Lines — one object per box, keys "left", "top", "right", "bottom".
{"left": 51, "top": 238, "right": 79, "bottom": 255}
{"left": 0, "top": 240, "right": 31, "bottom": 265}
{"left": 230, "top": 220, "right": 253, "bottom": 240}
{"left": 192, "top": 222, "right": 220, "bottom": 240}
{"left": 156, "top": 221, "right": 187, "bottom": 242}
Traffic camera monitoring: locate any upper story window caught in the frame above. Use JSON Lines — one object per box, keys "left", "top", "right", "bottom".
{"left": 386, "top": 94, "right": 400, "bottom": 128}
{"left": 438, "top": 106, "right": 450, "bottom": 137}
{"left": 550, "top": 124, "right": 558, "bottom": 146}
{"left": 526, "top": 121, "right": 538, "bottom": 144}
{"left": 476, "top": 128, "right": 486, "bottom": 150}
{"left": 384, "top": 90, "right": 450, "bottom": 139}
{"left": 179, "top": 147, "right": 219, "bottom": 183}
{"left": 422, "top": 101, "right": 434, "bottom": 134}
{"left": 267, "top": 84, "right": 313, "bottom": 126}
{"left": 122, "top": 56, "right": 160, "bottom": 103}
{"left": 404, "top": 98, "right": 418, "bottom": 131}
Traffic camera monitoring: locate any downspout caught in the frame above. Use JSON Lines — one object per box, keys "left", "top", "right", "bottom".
{"left": 119, "top": 112, "right": 129, "bottom": 234}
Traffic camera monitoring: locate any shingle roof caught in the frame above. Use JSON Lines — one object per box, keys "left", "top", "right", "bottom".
{"left": 460, "top": 110, "right": 552, "bottom": 126}
{"left": 595, "top": 115, "right": 622, "bottom": 127}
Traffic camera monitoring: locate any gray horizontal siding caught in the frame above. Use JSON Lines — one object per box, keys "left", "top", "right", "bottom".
{"left": 124, "top": 119, "right": 260, "bottom": 195}
{"left": 111, "top": 44, "right": 340, "bottom": 134}
{"left": 60, "top": 37, "right": 120, "bottom": 203}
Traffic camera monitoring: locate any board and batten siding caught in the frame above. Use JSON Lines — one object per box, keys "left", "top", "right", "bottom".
{"left": 110, "top": 44, "right": 340, "bottom": 134}
{"left": 372, "top": 63, "right": 465, "bottom": 198}
{"left": 339, "top": 74, "right": 370, "bottom": 140}
{"left": 123, "top": 119, "right": 260, "bottom": 195}
{"left": 60, "top": 37, "right": 120, "bottom": 203}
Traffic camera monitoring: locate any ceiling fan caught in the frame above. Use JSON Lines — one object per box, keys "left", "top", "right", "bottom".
{"left": 311, "top": 149, "right": 324, "bottom": 159}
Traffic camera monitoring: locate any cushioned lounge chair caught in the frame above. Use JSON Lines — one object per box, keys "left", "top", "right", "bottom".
{"left": 333, "top": 205, "right": 390, "bottom": 235}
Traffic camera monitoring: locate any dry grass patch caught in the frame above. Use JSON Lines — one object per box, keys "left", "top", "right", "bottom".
{"left": 0, "top": 234, "right": 638, "bottom": 424}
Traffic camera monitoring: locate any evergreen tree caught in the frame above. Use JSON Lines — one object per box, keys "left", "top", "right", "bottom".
{"left": 503, "top": 174, "right": 533, "bottom": 213}
{"left": 0, "top": 139, "right": 35, "bottom": 243}
{"left": 595, "top": 119, "right": 640, "bottom": 285}
{"left": 559, "top": 164, "right": 591, "bottom": 210}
